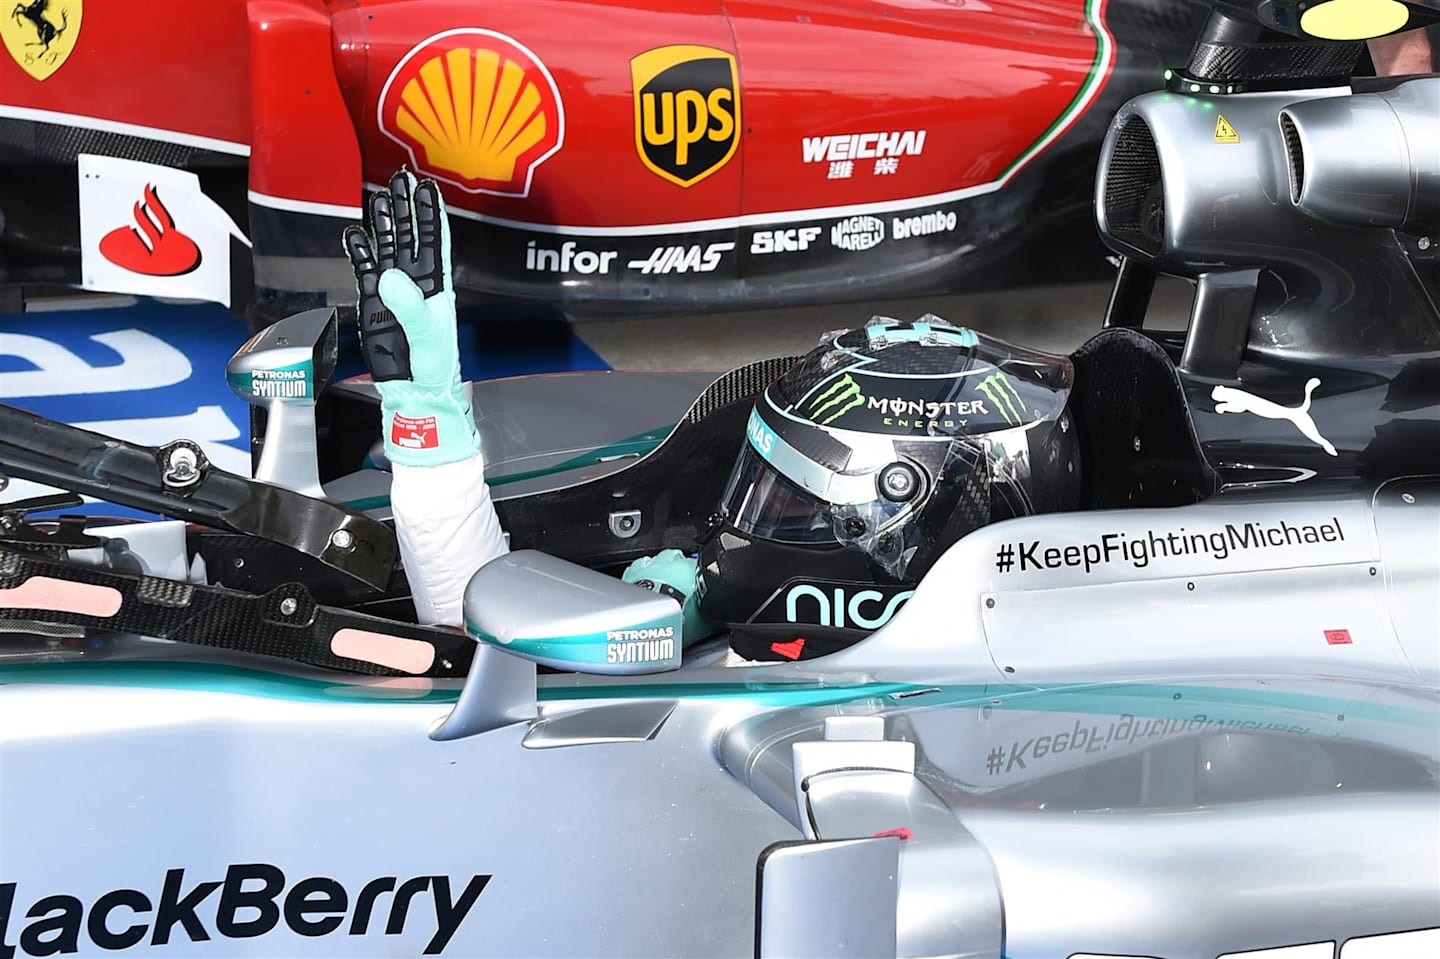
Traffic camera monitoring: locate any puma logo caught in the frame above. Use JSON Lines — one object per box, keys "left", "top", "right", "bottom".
{"left": 1211, "top": 378, "right": 1337, "bottom": 456}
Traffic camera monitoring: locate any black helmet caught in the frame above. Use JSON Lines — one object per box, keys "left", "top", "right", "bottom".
{"left": 697, "top": 315, "right": 1080, "bottom": 661}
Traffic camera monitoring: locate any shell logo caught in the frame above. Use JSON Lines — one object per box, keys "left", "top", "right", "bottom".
{"left": 378, "top": 29, "right": 564, "bottom": 197}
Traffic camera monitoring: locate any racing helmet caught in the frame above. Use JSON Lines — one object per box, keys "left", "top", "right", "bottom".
{"left": 697, "top": 315, "right": 1080, "bottom": 661}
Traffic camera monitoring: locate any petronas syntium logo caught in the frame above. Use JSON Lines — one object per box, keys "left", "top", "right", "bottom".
{"left": 807, "top": 374, "right": 865, "bottom": 425}
{"left": 977, "top": 372, "right": 1027, "bottom": 426}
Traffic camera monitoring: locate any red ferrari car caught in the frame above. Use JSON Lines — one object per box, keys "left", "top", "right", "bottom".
{"left": 0, "top": 0, "right": 1200, "bottom": 323}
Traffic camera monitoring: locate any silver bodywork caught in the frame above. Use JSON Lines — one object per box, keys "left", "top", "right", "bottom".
{"left": 1093, "top": 74, "right": 1440, "bottom": 375}
{"left": 1281, "top": 77, "right": 1440, "bottom": 227}
{"left": 2, "top": 474, "right": 1437, "bottom": 958}
{"left": 1095, "top": 85, "right": 1349, "bottom": 270}
{"left": 5, "top": 38, "right": 1440, "bottom": 959}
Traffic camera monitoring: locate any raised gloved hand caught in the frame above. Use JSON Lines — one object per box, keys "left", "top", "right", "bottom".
{"left": 343, "top": 171, "right": 481, "bottom": 468}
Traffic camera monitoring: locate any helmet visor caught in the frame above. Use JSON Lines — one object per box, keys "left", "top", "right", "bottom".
{"left": 722, "top": 447, "right": 838, "bottom": 544}
{"left": 720, "top": 447, "right": 916, "bottom": 546}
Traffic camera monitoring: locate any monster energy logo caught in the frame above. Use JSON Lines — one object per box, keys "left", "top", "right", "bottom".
{"left": 807, "top": 374, "right": 865, "bottom": 425}
{"left": 977, "top": 373, "right": 1026, "bottom": 426}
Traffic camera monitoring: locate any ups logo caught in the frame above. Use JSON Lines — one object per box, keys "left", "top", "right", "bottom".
{"left": 631, "top": 44, "right": 740, "bottom": 188}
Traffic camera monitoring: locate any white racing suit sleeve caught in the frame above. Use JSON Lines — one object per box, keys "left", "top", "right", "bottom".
{"left": 389, "top": 450, "right": 509, "bottom": 627}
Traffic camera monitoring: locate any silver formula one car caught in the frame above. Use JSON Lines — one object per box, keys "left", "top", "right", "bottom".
{"left": 2, "top": 2, "right": 1439, "bottom": 957}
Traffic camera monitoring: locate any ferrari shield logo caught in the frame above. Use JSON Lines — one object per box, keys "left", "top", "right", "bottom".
{"left": 631, "top": 44, "right": 739, "bottom": 188}
{"left": 2, "top": 0, "right": 81, "bottom": 81}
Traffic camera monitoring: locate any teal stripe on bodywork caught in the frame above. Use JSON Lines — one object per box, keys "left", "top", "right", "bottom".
{"left": 894, "top": 680, "right": 1437, "bottom": 729}
{"left": 344, "top": 425, "right": 675, "bottom": 513}
{"left": 1, "top": 661, "right": 1435, "bottom": 732}
{"left": 0, "top": 661, "right": 920, "bottom": 708}
{"left": 486, "top": 425, "right": 674, "bottom": 489}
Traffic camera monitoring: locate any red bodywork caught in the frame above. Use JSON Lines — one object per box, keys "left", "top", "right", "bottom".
{"left": 333, "top": 0, "right": 1102, "bottom": 224}
{"left": 0, "top": 0, "right": 1193, "bottom": 318}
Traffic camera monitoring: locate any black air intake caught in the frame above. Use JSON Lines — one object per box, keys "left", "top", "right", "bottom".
{"left": 1101, "top": 116, "right": 1164, "bottom": 257}
{"left": 1279, "top": 113, "right": 1305, "bottom": 205}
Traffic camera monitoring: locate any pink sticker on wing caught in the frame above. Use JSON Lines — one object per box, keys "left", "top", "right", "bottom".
{"left": 330, "top": 628, "right": 436, "bottom": 674}
{"left": 0, "top": 576, "right": 123, "bottom": 617}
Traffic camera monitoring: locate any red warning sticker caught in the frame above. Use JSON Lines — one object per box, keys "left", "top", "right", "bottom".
{"left": 391, "top": 414, "right": 439, "bottom": 450}
{"left": 1324, "top": 629, "right": 1353, "bottom": 646}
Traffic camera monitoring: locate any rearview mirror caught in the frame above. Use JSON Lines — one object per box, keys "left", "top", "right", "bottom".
{"left": 225, "top": 307, "right": 338, "bottom": 496}
{"left": 463, "top": 550, "right": 683, "bottom": 675}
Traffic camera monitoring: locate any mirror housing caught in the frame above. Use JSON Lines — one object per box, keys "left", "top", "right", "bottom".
{"left": 463, "top": 550, "right": 683, "bottom": 675}
{"left": 226, "top": 307, "right": 338, "bottom": 496}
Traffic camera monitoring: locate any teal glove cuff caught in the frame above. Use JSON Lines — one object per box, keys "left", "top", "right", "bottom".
{"left": 372, "top": 270, "right": 481, "bottom": 468}
{"left": 623, "top": 550, "right": 716, "bottom": 647}
{"left": 378, "top": 379, "right": 481, "bottom": 468}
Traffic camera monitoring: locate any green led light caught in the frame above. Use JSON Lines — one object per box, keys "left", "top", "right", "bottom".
{"left": 1164, "top": 69, "right": 1174, "bottom": 81}
{"left": 1210, "top": 85, "right": 1220, "bottom": 94}
{"left": 1189, "top": 83, "right": 1201, "bottom": 93}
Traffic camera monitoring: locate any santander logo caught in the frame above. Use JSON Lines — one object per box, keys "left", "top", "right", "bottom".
{"left": 98, "top": 184, "right": 202, "bottom": 277}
